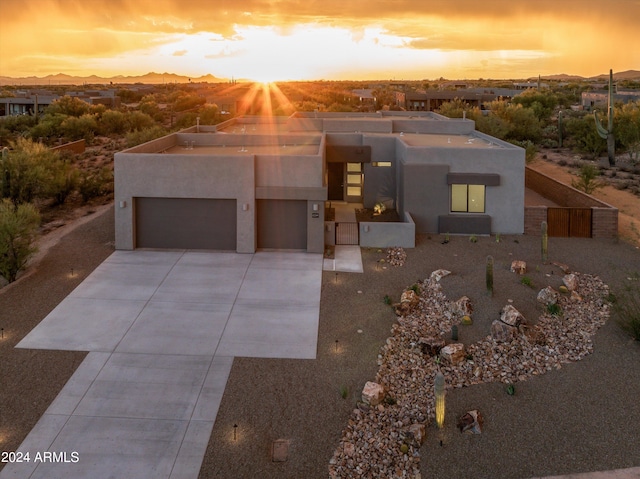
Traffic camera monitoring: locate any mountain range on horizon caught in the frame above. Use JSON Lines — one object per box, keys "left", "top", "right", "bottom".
{"left": 1, "top": 70, "right": 639, "bottom": 86}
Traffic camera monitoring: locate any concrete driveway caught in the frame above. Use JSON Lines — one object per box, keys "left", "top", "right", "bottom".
{"left": 2, "top": 250, "right": 323, "bottom": 479}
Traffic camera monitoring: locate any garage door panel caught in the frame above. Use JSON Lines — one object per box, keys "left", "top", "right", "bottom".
{"left": 136, "top": 198, "right": 236, "bottom": 250}
{"left": 257, "top": 200, "right": 307, "bottom": 250}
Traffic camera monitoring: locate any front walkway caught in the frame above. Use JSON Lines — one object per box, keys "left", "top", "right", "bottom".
{"left": 2, "top": 250, "right": 322, "bottom": 479}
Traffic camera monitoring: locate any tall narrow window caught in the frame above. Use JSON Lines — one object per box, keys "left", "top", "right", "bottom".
{"left": 451, "top": 184, "right": 485, "bottom": 213}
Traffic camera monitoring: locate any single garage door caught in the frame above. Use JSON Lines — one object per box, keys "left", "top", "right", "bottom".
{"left": 135, "top": 197, "right": 237, "bottom": 250}
{"left": 257, "top": 199, "right": 307, "bottom": 250}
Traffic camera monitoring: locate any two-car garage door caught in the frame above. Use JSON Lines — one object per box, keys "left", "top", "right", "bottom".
{"left": 135, "top": 197, "right": 308, "bottom": 251}
{"left": 135, "top": 198, "right": 237, "bottom": 250}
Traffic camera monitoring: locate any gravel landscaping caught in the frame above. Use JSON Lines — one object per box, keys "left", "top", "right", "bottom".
{"left": 1, "top": 206, "right": 640, "bottom": 479}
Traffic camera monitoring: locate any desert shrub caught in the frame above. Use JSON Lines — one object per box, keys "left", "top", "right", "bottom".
{"left": 614, "top": 280, "right": 640, "bottom": 341}
{"left": 546, "top": 303, "right": 562, "bottom": 316}
{"left": 47, "top": 160, "right": 79, "bottom": 205}
{"left": 0, "top": 138, "right": 54, "bottom": 204}
{"left": 126, "top": 125, "right": 166, "bottom": 147}
{"left": 520, "top": 276, "right": 534, "bottom": 287}
{"left": 78, "top": 167, "right": 112, "bottom": 203}
{"left": 60, "top": 114, "right": 98, "bottom": 143}
{"left": 572, "top": 163, "right": 604, "bottom": 194}
{"left": 0, "top": 200, "right": 40, "bottom": 283}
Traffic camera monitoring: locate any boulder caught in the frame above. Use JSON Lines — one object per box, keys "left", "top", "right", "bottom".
{"left": 537, "top": 286, "right": 559, "bottom": 306}
{"left": 452, "top": 296, "right": 473, "bottom": 317}
{"left": 500, "top": 304, "right": 525, "bottom": 327}
{"left": 440, "top": 343, "right": 466, "bottom": 365}
{"left": 510, "top": 260, "right": 527, "bottom": 274}
{"left": 552, "top": 261, "right": 571, "bottom": 274}
{"left": 394, "top": 289, "right": 420, "bottom": 316}
{"left": 491, "top": 319, "right": 518, "bottom": 342}
{"left": 361, "top": 381, "right": 385, "bottom": 406}
{"left": 570, "top": 290, "right": 583, "bottom": 302}
{"left": 457, "top": 410, "right": 484, "bottom": 434}
{"left": 418, "top": 336, "right": 445, "bottom": 356}
{"left": 429, "top": 269, "right": 451, "bottom": 283}
{"left": 400, "top": 289, "right": 420, "bottom": 307}
{"left": 562, "top": 274, "right": 578, "bottom": 291}
{"left": 403, "top": 423, "right": 426, "bottom": 447}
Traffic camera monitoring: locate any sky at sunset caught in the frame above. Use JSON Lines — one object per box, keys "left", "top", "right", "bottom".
{"left": 1, "top": 0, "right": 638, "bottom": 81}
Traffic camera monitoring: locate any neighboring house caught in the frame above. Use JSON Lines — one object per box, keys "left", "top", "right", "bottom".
{"left": 0, "top": 89, "right": 120, "bottom": 116}
{"left": 114, "top": 111, "right": 524, "bottom": 253}
{"left": 394, "top": 90, "right": 501, "bottom": 111}
{"left": 0, "top": 93, "right": 57, "bottom": 116}
{"left": 581, "top": 90, "right": 640, "bottom": 110}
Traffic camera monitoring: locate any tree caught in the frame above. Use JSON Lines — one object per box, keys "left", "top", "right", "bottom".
{"left": 45, "top": 96, "right": 91, "bottom": 117}
{"left": 126, "top": 111, "right": 156, "bottom": 131}
{"left": 0, "top": 200, "right": 40, "bottom": 283}
{"left": 28, "top": 113, "right": 67, "bottom": 142}
{"left": 60, "top": 114, "right": 98, "bottom": 143}
{"left": 438, "top": 98, "right": 471, "bottom": 118}
{"left": 125, "top": 125, "right": 166, "bottom": 148}
{"left": 564, "top": 115, "right": 606, "bottom": 159}
{"left": 615, "top": 101, "right": 640, "bottom": 162}
{"left": 0, "top": 138, "right": 53, "bottom": 204}
{"left": 99, "top": 110, "right": 129, "bottom": 136}
{"left": 47, "top": 160, "right": 79, "bottom": 205}
{"left": 512, "top": 90, "right": 558, "bottom": 121}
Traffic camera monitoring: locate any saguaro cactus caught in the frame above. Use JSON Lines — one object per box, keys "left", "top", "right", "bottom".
{"left": 541, "top": 221, "right": 548, "bottom": 263}
{"left": 594, "top": 69, "right": 615, "bottom": 166}
{"left": 486, "top": 255, "right": 494, "bottom": 296}
{"left": 435, "top": 371, "right": 445, "bottom": 428}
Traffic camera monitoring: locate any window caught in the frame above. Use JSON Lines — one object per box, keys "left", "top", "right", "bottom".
{"left": 372, "top": 161, "right": 392, "bottom": 167}
{"left": 451, "top": 184, "right": 485, "bottom": 213}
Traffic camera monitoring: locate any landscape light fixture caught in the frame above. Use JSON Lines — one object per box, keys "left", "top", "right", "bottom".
{"left": 435, "top": 371, "right": 445, "bottom": 428}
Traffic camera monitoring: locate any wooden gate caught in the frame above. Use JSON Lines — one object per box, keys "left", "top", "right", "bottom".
{"left": 547, "top": 208, "right": 592, "bottom": 237}
{"left": 336, "top": 222, "right": 359, "bottom": 245}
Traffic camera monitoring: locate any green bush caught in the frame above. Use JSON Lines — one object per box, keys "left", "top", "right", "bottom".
{"left": 47, "top": 160, "right": 79, "bottom": 205}
{"left": 126, "top": 125, "right": 166, "bottom": 147}
{"left": 546, "top": 303, "right": 562, "bottom": 316}
{"left": 572, "top": 163, "right": 603, "bottom": 194}
{"left": 0, "top": 200, "right": 40, "bottom": 283}
{"left": 78, "top": 167, "right": 112, "bottom": 203}
{"left": 614, "top": 281, "right": 640, "bottom": 341}
{"left": 520, "top": 276, "right": 534, "bottom": 287}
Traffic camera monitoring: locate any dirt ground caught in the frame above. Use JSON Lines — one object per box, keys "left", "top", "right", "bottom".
{"left": 1, "top": 149, "right": 640, "bottom": 478}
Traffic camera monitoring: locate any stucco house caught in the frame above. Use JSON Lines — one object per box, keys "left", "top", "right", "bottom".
{"left": 114, "top": 111, "right": 524, "bottom": 253}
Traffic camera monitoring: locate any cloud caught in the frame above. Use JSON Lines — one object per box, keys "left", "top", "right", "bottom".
{"left": 1, "top": 0, "right": 638, "bottom": 79}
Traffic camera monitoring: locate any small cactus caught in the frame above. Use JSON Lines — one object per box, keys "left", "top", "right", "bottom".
{"left": 486, "top": 255, "right": 494, "bottom": 296}
{"left": 506, "top": 384, "right": 515, "bottom": 396}
{"left": 451, "top": 325, "right": 458, "bottom": 341}
{"left": 541, "top": 221, "right": 548, "bottom": 263}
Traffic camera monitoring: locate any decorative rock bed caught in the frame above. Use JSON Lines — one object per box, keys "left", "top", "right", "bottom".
{"left": 328, "top": 269, "right": 610, "bottom": 479}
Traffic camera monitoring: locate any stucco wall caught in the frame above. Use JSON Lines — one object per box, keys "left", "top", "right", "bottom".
{"left": 255, "top": 154, "right": 324, "bottom": 188}
{"left": 398, "top": 141, "right": 524, "bottom": 234}
{"left": 391, "top": 118, "right": 475, "bottom": 135}
{"left": 114, "top": 153, "right": 256, "bottom": 252}
{"left": 359, "top": 212, "right": 415, "bottom": 248}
